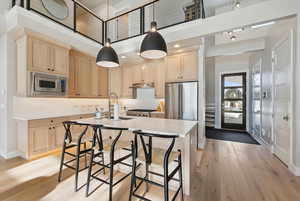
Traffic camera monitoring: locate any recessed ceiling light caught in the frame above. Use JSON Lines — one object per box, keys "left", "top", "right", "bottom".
{"left": 251, "top": 21, "right": 275, "bottom": 29}
{"left": 137, "top": 52, "right": 141, "bottom": 56}
{"left": 121, "top": 55, "right": 126, "bottom": 59}
{"left": 235, "top": 1, "right": 241, "bottom": 8}
{"left": 174, "top": 44, "right": 180, "bottom": 48}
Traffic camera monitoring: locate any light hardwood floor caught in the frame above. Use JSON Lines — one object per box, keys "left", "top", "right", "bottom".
{"left": 1, "top": 139, "right": 300, "bottom": 201}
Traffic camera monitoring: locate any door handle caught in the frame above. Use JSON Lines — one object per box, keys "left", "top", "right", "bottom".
{"left": 283, "top": 114, "right": 289, "bottom": 121}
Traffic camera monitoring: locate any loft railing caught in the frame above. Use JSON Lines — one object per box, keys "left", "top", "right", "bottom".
{"left": 11, "top": 0, "right": 205, "bottom": 45}
{"left": 12, "top": 0, "right": 105, "bottom": 44}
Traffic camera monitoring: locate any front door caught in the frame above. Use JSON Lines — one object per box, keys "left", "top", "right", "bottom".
{"left": 272, "top": 31, "right": 293, "bottom": 165}
{"left": 221, "top": 73, "right": 247, "bottom": 130}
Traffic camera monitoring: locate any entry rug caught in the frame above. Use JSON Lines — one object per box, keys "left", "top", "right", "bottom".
{"left": 205, "top": 127, "right": 260, "bottom": 145}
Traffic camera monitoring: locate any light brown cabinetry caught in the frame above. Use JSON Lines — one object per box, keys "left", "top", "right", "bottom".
{"left": 91, "top": 63, "right": 108, "bottom": 98}
{"left": 121, "top": 67, "right": 133, "bottom": 98}
{"left": 28, "top": 114, "right": 93, "bottom": 159}
{"left": 27, "top": 36, "right": 69, "bottom": 76}
{"left": 166, "top": 51, "right": 198, "bottom": 82}
{"left": 69, "top": 50, "right": 108, "bottom": 98}
{"left": 109, "top": 68, "right": 122, "bottom": 97}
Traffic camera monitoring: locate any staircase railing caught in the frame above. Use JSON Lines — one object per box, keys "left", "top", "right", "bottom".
{"left": 11, "top": 0, "right": 205, "bottom": 45}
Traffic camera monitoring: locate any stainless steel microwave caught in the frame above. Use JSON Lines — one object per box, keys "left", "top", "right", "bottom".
{"left": 29, "top": 72, "right": 67, "bottom": 97}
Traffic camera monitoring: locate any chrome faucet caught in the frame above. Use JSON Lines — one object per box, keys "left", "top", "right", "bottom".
{"left": 108, "top": 92, "right": 118, "bottom": 119}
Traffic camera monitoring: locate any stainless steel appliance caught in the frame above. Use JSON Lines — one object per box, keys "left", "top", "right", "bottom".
{"left": 127, "top": 109, "right": 157, "bottom": 117}
{"left": 165, "top": 81, "right": 199, "bottom": 147}
{"left": 165, "top": 82, "right": 198, "bottom": 121}
{"left": 29, "top": 72, "right": 67, "bottom": 97}
{"left": 130, "top": 83, "right": 155, "bottom": 99}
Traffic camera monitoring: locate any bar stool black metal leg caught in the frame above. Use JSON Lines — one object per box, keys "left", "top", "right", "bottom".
{"left": 129, "top": 141, "right": 136, "bottom": 201}
{"left": 163, "top": 138, "right": 175, "bottom": 201}
{"left": 58, "top": 141, "right": 67, "bottom": 182}
{"left": 145, "top": 163, "right": 150, "bottom": 193}
{"left": 84, "top": 142, "right": 88, "bottom": 168}
{"left": 109, "top": 159, "right": 114, "bottom": 201}
{"left": 75, "top": 140, "right": 81, "bottom": 192}
{"left": 86, "top": 147, "right": 95, "bottom": 197}
{"left": 178, "top": 150, "right": 184, "bottom": 201}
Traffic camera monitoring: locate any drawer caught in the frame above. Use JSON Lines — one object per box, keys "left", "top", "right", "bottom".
{"left": 69, "top": 114, "right": 94, "bottom": 121}
{"left": 29, "top": 118, "right": 57, "bottom": 128}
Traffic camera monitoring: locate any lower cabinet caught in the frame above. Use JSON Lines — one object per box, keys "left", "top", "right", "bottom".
{"left": 29, "top": 126, "right": 52, "bottom": 156}
{"left": 28, "top": 114, "right": 93, "bottom": 159}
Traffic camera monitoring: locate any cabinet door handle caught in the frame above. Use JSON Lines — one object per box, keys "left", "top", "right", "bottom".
{"left": 51, "top": 69, "right": 55, "bottom": 72}
{"left": 47, "top": 68, "right": 51, "bottom": 71}
{"left": 49, "top": 127, "right": 52, "bottom": 130}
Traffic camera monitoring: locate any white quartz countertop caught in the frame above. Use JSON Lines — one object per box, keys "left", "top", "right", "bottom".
{"left": 76, "top": 117, "right": 198, "bottom": 138}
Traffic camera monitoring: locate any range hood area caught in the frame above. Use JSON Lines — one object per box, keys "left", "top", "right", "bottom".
{"left": 130, "top": 83, "right": 155, "bottom": 99}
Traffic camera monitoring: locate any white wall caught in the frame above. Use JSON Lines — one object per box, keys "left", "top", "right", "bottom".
{"left": 214, "top": 54, "right": 250, "bottom": 130}
{"left": 205, "top": 57, "right": 215, "bottom": 105}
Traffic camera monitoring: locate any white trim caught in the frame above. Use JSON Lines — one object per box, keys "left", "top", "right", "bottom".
{"left": 289, "top": 164, "right": 300, "bottom": 176}
{"left": 2, "top": 150, "right": 21, "bottom": 159}
{"left": 271, "top": 30, "right": 294, "bottom": 166}
{"left": 198, "top": 135, "right": 207, "bottom": 149}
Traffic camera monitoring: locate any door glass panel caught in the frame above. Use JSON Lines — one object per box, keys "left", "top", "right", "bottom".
{"left": 222, "top": 72, "right": 246, "bottom": 130}
{"left": 224, "top": 101, "right": 243, "bottom": 112}
{"left": 224, "top": 76, "right": 243, "bottom": 87}
{"left": 224, "top": 112, "right": 243, "bottom": 124}
{"left": 224, "top": 88, "right": 243, "bottom": 99}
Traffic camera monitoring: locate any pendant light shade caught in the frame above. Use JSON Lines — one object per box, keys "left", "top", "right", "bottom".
{"left": 96, "top": 39, "right": 119, "bottom": 68}
{"left": 140, "top": 21, "right": 167, "bottom": 60}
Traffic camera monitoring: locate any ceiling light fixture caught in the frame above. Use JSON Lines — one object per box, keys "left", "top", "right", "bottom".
{"left": 235, "top": 1, "right": 241, "bottom": 8}
{"left": 140, "top": 3, "right": 167, "bottom": 59}
{"left": 96, "top": 0, "right": 119, "bottom": 68}
{"left": 121, "top": 55, "right": 126, "bottom": 59}
{"left": 251, "top": 21, "right": 275, "bottom": 29}
{"left": 174, "top": 44, "right": 180, "bottom": 48}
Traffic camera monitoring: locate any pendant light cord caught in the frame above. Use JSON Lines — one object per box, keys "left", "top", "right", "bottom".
{"left": 152, "top": 2, "right": 155, "bottom": 22}
{"left": 106, "top": 0, "right": 109, "bottom": 43}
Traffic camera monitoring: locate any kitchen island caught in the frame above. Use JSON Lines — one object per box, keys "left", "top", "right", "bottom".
{"left": 76, "top": 117, "right": 199, "bottom": 195}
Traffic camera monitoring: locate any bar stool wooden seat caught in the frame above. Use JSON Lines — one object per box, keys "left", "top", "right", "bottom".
{"left": 58, "top": 121, "right": 94, "bottom": 192}
{"left": 86, "top": 126, "right": 135, "bottom": 201}
{"left": 129, "top": 130, "right": 184, "bottom": 201}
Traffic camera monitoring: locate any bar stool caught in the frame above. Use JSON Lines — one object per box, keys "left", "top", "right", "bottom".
{"left": 86, "top": 126, "right": 135, "bottom": 201}
{"left": 58, "top": 121, "right": 94, "bottom": 192}
{"left": 129, "top": 130, "right": 184, "bottom": 201}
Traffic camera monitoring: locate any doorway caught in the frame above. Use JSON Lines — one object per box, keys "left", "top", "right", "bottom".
{"left": 221, "top": 72, "right": 247, "bottom": 130}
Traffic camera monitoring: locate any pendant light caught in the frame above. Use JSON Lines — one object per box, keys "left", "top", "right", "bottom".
{"left": 140, "top": 3, "right": 167, "bottom": 60}
{"left": 96, "top": 0, "right": 119, "bottom": 68}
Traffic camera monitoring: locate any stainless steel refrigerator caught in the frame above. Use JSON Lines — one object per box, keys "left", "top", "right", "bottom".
{"left": 165, "top": 82, "right": 198, "bottom": 121}
{"left": 165, "top": 82, "right": 199, "bottom": 146}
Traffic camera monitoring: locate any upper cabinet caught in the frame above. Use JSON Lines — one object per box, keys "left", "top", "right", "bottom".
{"left": 109, "top": 68, "right": 122, "bottom": 97}
{"left": 69, "top": 50, "right": 108, "bottom": 98}
{"left": 166, "top": 51, "right": 198, "bottom": 82}
{"left": 27, "top": 36, "right": 69, "bottom": 76}
{"left": 91, "top": 63, "right": 109, "bottom": 98}
{"left": 121, "top": 66, "right": 133, "bottom": 98}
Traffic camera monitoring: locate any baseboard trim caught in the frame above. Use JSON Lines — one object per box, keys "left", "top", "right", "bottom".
{"left": 2, "top": 151, "right": 21, "bottom": 159}
{"left": 198, "top": 137, "right": 206, "bottom": 149}
{"left": 289, "top": 164, "right": 300, "bottom": 176}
